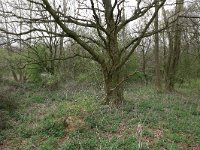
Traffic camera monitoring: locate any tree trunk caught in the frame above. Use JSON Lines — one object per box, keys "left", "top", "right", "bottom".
{"left": 165, "top": 74, "right": 174, "bottom": 91}
{"left": 154, "top": 0, "right": 161, "bottom": 91}
{"left": 163, "top": 0, "right": 184, "bottom": 91}
{"left": 103, "top": 68, "right": 124, "bottom": 106}
{"left": 12, "top": 70, "right": 18, "bottom": 82}
{"left": 142, "top": 47, "right": 148, "bottom": 86}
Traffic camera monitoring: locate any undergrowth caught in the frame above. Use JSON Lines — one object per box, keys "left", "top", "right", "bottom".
{"left": 0, "top": 82, "right": 200, "bottom": 150}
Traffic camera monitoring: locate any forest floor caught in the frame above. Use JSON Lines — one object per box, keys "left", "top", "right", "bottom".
{"left": 0, "top": 81, "right": 200, "bottom": 150}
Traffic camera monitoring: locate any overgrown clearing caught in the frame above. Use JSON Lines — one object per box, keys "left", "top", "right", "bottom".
{"left": 0, "top": 81, "right": 200, "bottom": 150}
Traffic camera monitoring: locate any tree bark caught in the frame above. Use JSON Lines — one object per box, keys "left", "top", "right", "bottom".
{"left": 60, "top": 0, "right": 67, "bottom": 57}
{"left": 154, "top": 0, "right": 161, "bottom": 91}
{"left": 163, "top": 0, "right": 184, "bottom": 91}
{"left": 103, "top": 67, "right": 124, "bottom": 106}
{"left": 142, "top": 48, "right": 147, "bottom": 85}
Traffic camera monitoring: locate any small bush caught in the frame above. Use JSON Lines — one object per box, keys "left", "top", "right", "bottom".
{"left": 188, "top": 79, "right": 200, "bottom": 91}
{"left": 0, "top": 96, "right": 17, "bottom": 112}
{"left": 41, "top": 73, "right": 60, "bottom": 90}
{"left": 0, "top": 91, "right": 18, "bottom": 130}
{"left": 0, "top": 90, "right": 18, "bottom": 130}
{"left": 0, "top": 111, "right": 11, "bottom": 130}
{"left": 26, "top": 64, "right": 42, "bottom": 83}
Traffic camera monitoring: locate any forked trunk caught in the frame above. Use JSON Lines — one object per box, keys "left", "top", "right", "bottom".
{"left": 163, "top": 0, "right": 184, "bottom": 92}
{"left": 103, "top": 68, "right": 124, "bottom": 106}
{"left": 165, "top": 75, "right": 174, "bottom": 92}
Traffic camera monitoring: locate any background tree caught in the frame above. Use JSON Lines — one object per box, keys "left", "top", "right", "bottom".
{"left": 163, "top": 0, "right": 185, "bottom": 91}
{"left": 154, "top": 0, "right": 161, "bottom": 91}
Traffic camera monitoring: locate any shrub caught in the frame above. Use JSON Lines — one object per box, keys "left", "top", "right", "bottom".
{"left": 0, "top": 91, "right": 17, "bottom": 130}
{"left": 0, "top": 92, "right": 17, "bottom": 112}
{"left": 188, "top": 79, "right": 200, "bottom": 91}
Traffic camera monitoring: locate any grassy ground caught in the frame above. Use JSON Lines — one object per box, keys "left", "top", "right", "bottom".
{"left": 0, "top": 82, "right": 200, "bottom": 150}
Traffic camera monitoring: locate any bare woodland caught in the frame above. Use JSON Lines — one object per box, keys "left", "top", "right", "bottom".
{"left": 0, "top": 0, "right": 200, "bottom": 149}
{"left": 0, "top": 0, "right": 199, "bottom": 104}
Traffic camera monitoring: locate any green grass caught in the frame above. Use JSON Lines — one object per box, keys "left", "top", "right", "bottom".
{"left": 0, "top": 83, "right": 200, "bottom": 149}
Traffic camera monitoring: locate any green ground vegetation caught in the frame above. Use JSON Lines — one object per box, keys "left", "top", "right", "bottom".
{"left": 0, "top": 80, "right": 200, "bottom": 150}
